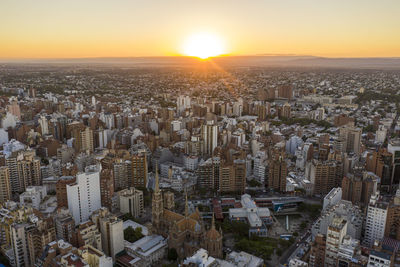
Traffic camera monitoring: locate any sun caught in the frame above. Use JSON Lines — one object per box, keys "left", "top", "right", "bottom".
{"left": 182, "top": 32, "right": 225, "bottom": 59}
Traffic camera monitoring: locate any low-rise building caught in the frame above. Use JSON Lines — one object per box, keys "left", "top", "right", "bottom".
{"left": 229, "top": 194, "right": 272, "bottom": 237}
{"left": 124, "top": 235, "right": 167, "bottom": 266}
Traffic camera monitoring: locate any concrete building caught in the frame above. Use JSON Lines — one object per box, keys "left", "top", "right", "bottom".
{"left": 309, "top": 234, "right": 326, "bottom": 267}
{"left": 117, "top": 187, "right": 144, "bottom": 218}
{"left": 91, "top": 208, "right": 124, "bottom": 260}
{"left": 113, "top": 159, "right": 132, "bottom": 191}
{"left": 312, "top": 200, "right": 363, "bottom": 240}
{"left": 289, "top": 258, "right": 308, "bottom": 267}
{"left": 67, "top": 165, "right": 102, "bottom": 224}
{"left": 308, "top": 160, "right": 340, "bottom": 196}
{"left": 268, "top": 151, "right": 287, "bottom": 193}
{"left": 131, "top": 151, "right": 148, "bottom": 188}
{"left": 197, "top": 157, "right": 220, "bottom": 191}
{"left": 182, "top": 248, "right": 219, "bottom": 267}
{"left": 80, "top": 127, "right": 94, "bottom": 153}
{"left": 11, "top": 222, "right": 34, "bottom": 267}
{"left": 0, "top": 167, "right": 12, "bottom": 204}
{"left": 385, "top": 189, "right": 400, "bottom": 240}
{"left": 56, "top": 176, "right": 76, "bottom": 208}
{"left": 19, "top": 186, "right": 47, "bottom": 210}
{"left": 340, "top": 126, "right": 362, "bottom": 155}
{"left": 38, "top": 115, "right": 49, "bottom": 135}
{"left": 226, "top": 251, "right": 264, "bottom": 267}
{"left": 229, "top": 194, "right": 272, "bottom": 237}
{"left": 27, "top": 219, "right": 56, "bottom": 265}
{"left": 367, "top": 250, "right": 392, "bottom": 267}
{"left": 323, "top": 187, "right": 342, "bottom": 210}
{"left": 124, "top": 235, "right": 167, "bottom": 266}
{"left": 76, "top": 221, "right": 102, "bottom": 250}
{"left": 6, "top": 150, "right": 41, "bottom": 193}
{"left": 388, "top": 139, "right": 400, "bottom": 188}
{"left": 325, "top": 217, "right": 347, "bottom": 267}
{"left": 55, "top": 208, "right": 75, "bottom": 244}
{"left": 183, "top": 155, "right": 199, "bottom": 171}
{"left": 364, "top": 192, "right": 388, "bottom": 247}
{"left": 100, "top": 169, "right": 114, "bottom": 210}
{"left": 201, "top": 122, "right": 218, "bottom": 156}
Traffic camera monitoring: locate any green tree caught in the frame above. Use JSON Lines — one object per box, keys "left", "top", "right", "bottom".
{"left": 124, "top": 226, "right": 144, "bottom": 243}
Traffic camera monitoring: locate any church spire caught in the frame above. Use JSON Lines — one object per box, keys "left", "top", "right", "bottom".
{"left": 211, "top": 212, "right": 215, "bottom": 230}
{"left": 185, "top": 191, "right": 189, "bottom": 217}
{"left": 155, "top": 161, "right": 160, "bottom": 193}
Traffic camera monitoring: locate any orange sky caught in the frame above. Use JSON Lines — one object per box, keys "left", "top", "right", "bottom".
{"left": 1, "top": 0, "right": 400, "bottom": 58}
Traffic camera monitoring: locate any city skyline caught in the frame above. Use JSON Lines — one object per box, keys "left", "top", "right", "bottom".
{"left": 1, "top": 0, "right": 400, "bottom": 58}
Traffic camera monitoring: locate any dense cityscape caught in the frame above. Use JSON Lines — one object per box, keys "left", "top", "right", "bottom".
{"left": 0, "top": 62, "right": 399, "bottom": 267}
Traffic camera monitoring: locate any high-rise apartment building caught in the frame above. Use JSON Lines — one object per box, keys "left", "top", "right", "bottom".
{"left": 69, "top": 123, "right": 94, "bottom": 153}
{"left": 11, "top": 223, "right": 34, "bottom": 267}
{"left": 384, "top": 189, "right": 400, "bottom": 241}
{"left": 233, "top": 159, "right": 246, "bottom": 194}
{"left": 268, "top": 151, "right": 287, "bottom": 192}
{"left": 342, "top": 172, "right": 379, "bottom": 207}
{"left": 27, "top": 218, "right": 56, "bottom": 265}
{"left": 201, "top": 122, "right": 218, "bottom": 156}
{"left": 388, "top": 139, "right": 400, "bottom": 188}
{"left": 7, "top": 98, "right": 21, "bottom": 120}
{"left": 366, "top": 148, "right": 393, "bottom": 190}
{"left": 67, "top": 165, "right": 102, "bottom": 224}
{"left": 197, "top": 157, "right": 220, "bottom": 191}
{"left": 38, "top": 115, "right": 49, "bottom": 135}
{"left": 113, "top": 159, "right": 132, "bottom": 191}
{"left": 309, "top": 234, "right": 326, "bottom": 267}
{"left": 364, "top": 192, "right": 388, "bottom": 247}
{"left": 55, "top": 208, "right": 75, "bottom": 244}
{"left": 219, "top": 164, "right": 234, "bottom": 193}
{"left": 176, "top": 95, "right": 191, "bottom": 115}
{"left": 340, "top": 126, "right": 362, "bottom": 155}
{"left": 80, "top": 127, "right": 94, "bottom": 153}
{"left": 100, "top": 168, "right": 114, "bottom": 210}
{"left": 91, "top": 208, "right": 124, "bottom": 260}
{"left": 6, "top": 151, "right": 41, "bottom": 193}
{"left": 309, "top": 160, "right": 340, "bottom": 196}
{"left": 0, "top": 167, "right": 12, "bottom": 203}
{"left": 56, "top": 176, "right": 76, "bottom": 208}
{"left": 341, "top": 174, "right": 362, "bottom": 205}
{"left": 325, "top": 217, "right": 348, "bottom": 267}
{"left": 131, "top": 150, "right": 147, "bottom": 188}
{"left": 279, "top": 102, "right": 291, "bottom": 118}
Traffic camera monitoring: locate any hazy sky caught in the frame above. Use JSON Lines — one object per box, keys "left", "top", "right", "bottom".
{"left": 1, "top": 0, "right": 400, "bottom": 58}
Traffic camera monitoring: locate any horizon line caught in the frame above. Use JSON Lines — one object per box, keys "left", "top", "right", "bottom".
{"left": 2, "top": 54, "right": 400, "bottom": 61}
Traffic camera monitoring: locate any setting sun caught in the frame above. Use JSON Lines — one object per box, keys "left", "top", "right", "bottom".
{"left": 182, "top": 32, "right": 225, "bottom": 59}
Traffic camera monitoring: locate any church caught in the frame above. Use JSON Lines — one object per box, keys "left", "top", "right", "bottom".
{"left": 151, "top": 166, "right": 223, "bottom": 259}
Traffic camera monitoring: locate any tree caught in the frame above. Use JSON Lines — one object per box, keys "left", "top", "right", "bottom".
{"left": 363, "top": 124, "right": 375, "bottom": 133}
{"left": 124, "top": 226, "right": 144, "bottom": 243}
{"left": 248, "top": 179, "right": 262, "bottom": 187}
{"left": 167, "top": 248, "right": 178, "bottom": 261}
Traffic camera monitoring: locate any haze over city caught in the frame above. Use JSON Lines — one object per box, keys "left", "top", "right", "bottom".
{"left": 1, "top": 0, "right": 400, "bottom": 59}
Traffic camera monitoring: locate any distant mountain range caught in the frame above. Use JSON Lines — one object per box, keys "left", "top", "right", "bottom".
{"left": 2, "top": 55, "right": 400, "bottom": 70}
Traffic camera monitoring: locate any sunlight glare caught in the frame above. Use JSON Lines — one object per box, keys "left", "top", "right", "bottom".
{"left": 182, "top": 32, "right": 225, "bottom": 59}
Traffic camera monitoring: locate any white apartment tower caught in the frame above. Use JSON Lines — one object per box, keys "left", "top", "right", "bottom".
{"left": 177, "top": 95, "right": 191, "bottom": 115}
{"left": 38, "top": 115, "right": 49, "bottom": 135}
{"left": 364, "top": 192, "right": 388, "bottom": 247}
{"left": 67, "top": 165, "right": 102, "bottom": 224}
{"left": 201, "top": 121, "right": 218, "bottom": 156}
